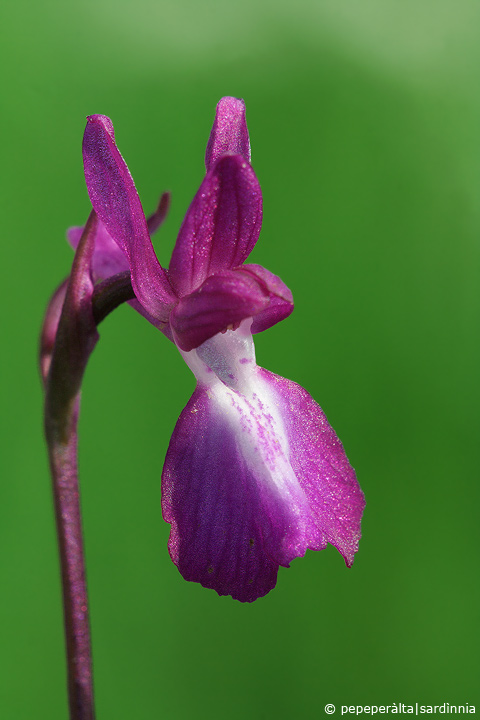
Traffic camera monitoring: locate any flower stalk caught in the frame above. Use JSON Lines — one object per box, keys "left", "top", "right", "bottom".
{"left": 46, "top": 395, "right": 93, "bottom": 720}
{"left": 41, "top": 212, "right": 135, "bottom": 720}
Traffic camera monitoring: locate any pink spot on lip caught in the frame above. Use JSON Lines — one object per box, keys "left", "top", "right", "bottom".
{"left": 239, "top": 358, "right": 251, "bottom": 364}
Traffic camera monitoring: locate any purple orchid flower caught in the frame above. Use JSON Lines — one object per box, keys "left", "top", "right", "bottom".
{"left": 79, "top": 97, "right": 365, "bottom": 602}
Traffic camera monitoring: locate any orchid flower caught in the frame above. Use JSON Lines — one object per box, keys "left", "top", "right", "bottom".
{"left": 78, "top": 97, "right": 365, "bottom": 602}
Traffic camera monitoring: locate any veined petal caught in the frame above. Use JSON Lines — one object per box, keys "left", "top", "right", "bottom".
{"left": 170, "top": 270, "right": 269, "bottom": 352}
{"left": 82, "top": 115, "right": 177, "bottom": 322}
{"left": 205, "top": 97, "right": 251, "bottom": 170}
{"left": 162, "top": 321, "right": 364, "bottom": 602}
{"left": 161, "top": 385, "right": 280, "bottom": 602}
{"left": 168, "top": 155, "right": 262, "bottom": 297}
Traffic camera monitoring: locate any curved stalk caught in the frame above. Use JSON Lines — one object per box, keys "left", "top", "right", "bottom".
{"left": 41, "top": 213, "right": 134, "bottom": 720}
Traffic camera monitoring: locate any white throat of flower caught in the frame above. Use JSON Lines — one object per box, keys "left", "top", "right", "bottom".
{"left": 178, "top": 319, "right": 309, "bottom": 546}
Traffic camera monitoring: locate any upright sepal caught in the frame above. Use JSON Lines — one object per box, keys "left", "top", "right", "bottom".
{"left": 168, "top": 154, "right": 263, "bottom": 297}
{"left": 205, "top": 96, "right": 251, "bottom": 170}
{"left": 83, "top": 115, "right": 176, "bottom": 322}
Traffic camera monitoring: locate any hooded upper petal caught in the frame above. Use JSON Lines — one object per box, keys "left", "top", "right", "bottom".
{"left": 80, "top": 105, "right": 287, "bottom": 347}
{"left": 82, "top": 115, "right": 177, "bottom": 322}
{"left": 170, "top": 269, "right": 270, "bottom": 352}
{"left": 205, "top": 97, "right": 251, "bottom": 170}
{"left": 170, "top": 264, "right": 293, "bottom": 351}
{"left": 162, "top": 320, "right": 365, "bottom": 601}
{"left": 168, "top": 154, "right": 263, "bottom": 298}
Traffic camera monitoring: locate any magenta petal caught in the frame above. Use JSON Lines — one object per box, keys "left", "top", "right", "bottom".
{"left": 163, "top": 323, "right": 364, "bottom": 602}
{"left": 170, "top": 270, "right": 269, "bottom": 352}
{"left": 240, "top": 264, "right": 294, "bottom": 333}
{"left": 168, "top": 155, "right": 262, "bottom": 297}
{"left": 82, "top": 115, "right": 176, "bottom": 322}
{"left": 162, "top": 387, "right": 280, "bottom": 602}
{"left": 205, "top": 97, "right": 251, "bottom": 170}
{"left": 260, "top": 368, "right": 365, "bottom": 567}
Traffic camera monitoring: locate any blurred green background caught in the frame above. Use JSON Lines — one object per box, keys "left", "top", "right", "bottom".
{"left": 1, "top": 0, "right": 479, "bottom": 718}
